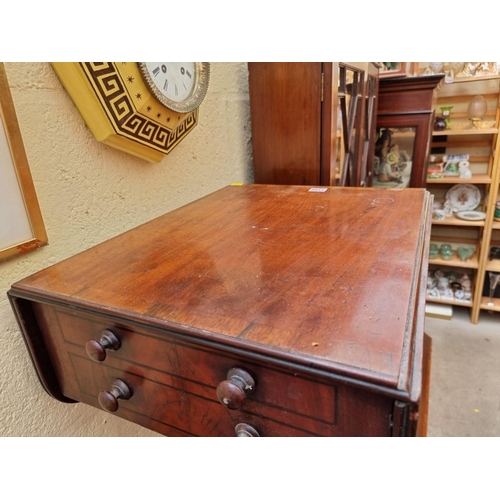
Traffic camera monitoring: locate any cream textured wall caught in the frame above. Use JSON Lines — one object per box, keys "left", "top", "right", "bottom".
{"left": 0, "top": 62, "right": 253, "bottom": 436}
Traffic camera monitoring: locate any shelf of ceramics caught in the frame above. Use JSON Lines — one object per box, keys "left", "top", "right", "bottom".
{"left": 430, "top": 74, "right": 500, "bottom": 324}
{"left": 432, "top": 128, "right": 498, "bottom": 136}
{"left": 427, "top": 174, "right": 492, "bottom": 184}
{"left": 480, "top": 296, "right": 500, "bottom": 312}
{"left": 485, "top": 259, "right": 500, "bottom": 272}
{"left": 428, "top": 253, "right": 479, "bottom": 269}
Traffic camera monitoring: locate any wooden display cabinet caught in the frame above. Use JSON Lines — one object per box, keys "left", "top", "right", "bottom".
{"left": 425, "top": 76, "right": 500, "bottom": 323}
{"left": 248, "top": 62, "right": 379, "bottom": 187}
{"left": 374, "top": 75, "right": 443, "bottom": 188}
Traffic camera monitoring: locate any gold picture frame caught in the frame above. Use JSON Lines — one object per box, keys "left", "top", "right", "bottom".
{"left": 0, "top": 63, "right": 47, "bottom": 261}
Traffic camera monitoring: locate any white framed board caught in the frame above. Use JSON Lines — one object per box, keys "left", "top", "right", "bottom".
{"left": 0, "top": 63, "right": 47, "bottom": 262}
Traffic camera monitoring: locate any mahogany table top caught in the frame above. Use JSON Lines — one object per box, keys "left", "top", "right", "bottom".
{"left": 12, "top": 184, "right": 431, "bottom": 394}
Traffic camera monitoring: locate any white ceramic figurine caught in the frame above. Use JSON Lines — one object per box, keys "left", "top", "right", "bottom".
{"left": 458, "top": 160, "right": 472, "bottom": 179}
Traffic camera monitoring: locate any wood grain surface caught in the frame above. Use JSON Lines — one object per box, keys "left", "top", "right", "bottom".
{"left": 11, "top": 184, "right": 431, "bottom": 392}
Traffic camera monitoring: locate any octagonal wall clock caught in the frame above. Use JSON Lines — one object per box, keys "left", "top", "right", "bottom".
{"left": 51, "top": 62, "right": 210, "bottom": 163}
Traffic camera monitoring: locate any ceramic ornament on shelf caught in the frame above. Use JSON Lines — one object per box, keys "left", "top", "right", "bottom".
{"left": 458, "top": 160, "right": 472, "bottom": 179}
{"left": 442, "top": 154, "right": 469, "bottom": 177}
{"left": 445, "top": 183, "right": 481, "bottom": 212}
{"left": 455, "top": 211, "right": 486, "bottom": 221}
{"left": 429, "top": 62, "right": 444, "bottom": 74}
{"left": 457, "top": 247, "right": 475, "bottom": 261}
{"left": 443, "top": 199, "right": 453, "bottom": 217}
{"left": 468, "top": 95, "right": 487, "bottom": 129}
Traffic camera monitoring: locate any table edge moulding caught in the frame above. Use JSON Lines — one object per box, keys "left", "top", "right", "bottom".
{"left": 8, "top": 184, "right": 432, "bottom": 437}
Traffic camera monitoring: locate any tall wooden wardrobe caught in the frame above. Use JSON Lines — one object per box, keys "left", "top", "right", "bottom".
{"left": 247, "top": 62, "right": 380, "bottom": 187}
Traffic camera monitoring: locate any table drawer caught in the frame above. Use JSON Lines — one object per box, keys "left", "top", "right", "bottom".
{"left": 33, "top": 302, "right": 394, "bottom": 436}
{"left": 68, "top": 352, "right": 330, "bottom": 437}
{"left": 55, "top": 305, "right": 338, "bottom": 417}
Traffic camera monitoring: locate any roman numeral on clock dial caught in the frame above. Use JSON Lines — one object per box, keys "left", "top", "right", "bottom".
{"left": 139, "top": 62, "right": 209, "bottom": 113}
{"left": 144, "top": 62, "right": 196, "bottom": 104}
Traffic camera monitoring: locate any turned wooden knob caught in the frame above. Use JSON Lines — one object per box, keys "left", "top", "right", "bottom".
{"left": 98, "top": 379, "right": 131, "bottom": 412}
{"left": 235, "top": 423, "right": 260, "bottom": 437}
{"left": 216, "top": 367, "right": 255, "bottom": 410}
{"left": 85, "top": 329, "right": 121, "bottom": 362}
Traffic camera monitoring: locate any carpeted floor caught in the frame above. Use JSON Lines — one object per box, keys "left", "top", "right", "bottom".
{"left": 424, "top": 307, "right": 500, "bottom": 436}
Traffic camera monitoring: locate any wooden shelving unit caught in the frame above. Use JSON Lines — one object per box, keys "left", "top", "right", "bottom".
{"left": 428, "top": 253, "right": 479, "bottom": 269}
{"left": 427, "top": 174, "right": 492, "bottom": 184}
{"left": 480, "top": 296, "right": 500, "bottom": 312}
{"left": 485, "top": 259, "right": 500, "bottom": 272}
{"left": 431, "top": 217, "right": 484, "bottom": 227}
{"left": 433, "top": 128, "right": 498, "bottom": 136}
{"left": 427, "top": 296, "right": 473, "bottom": 308}
{"left": 426, "top": 75, "right": 500, "bottom": 323}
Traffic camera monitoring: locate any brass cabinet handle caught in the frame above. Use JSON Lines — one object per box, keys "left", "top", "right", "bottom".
{"left": 235, "top": 423, "right": 260, "bottom": 437}
{"left": 98, "top": 379, "right": 131, "bottom": 412}
{"left": 85, "top": 329, "right": 121, "bottom": 362}
{"left": 216, "top": 367, "right": 255, "bottom": 410}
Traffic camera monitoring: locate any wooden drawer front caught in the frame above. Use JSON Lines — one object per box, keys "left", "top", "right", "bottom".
{"left": 54, "top": 307, "right": 339, "bottom": 426}
{"left": 69, "top": 353, "right": 326, "bottom": 437}
{"left": 33, "top": 302, "right": 394, "bottom": 436}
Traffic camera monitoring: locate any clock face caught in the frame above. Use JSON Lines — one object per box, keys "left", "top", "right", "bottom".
{"left": 138, "top": 62, "right": 210, "bottom": 113}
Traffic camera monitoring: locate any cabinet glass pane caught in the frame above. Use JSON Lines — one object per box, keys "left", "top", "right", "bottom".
{"left": 335, "top": 66, "right": 364, "bottom": 186}
{"left": 373, "top": 126, "right": 416, "bottom": 188}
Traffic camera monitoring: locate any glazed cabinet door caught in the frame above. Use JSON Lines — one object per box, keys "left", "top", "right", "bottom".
{"left": 374, "top": 75, "right": 443, "bottom": 188}
{"left": 328, "top": 62, "right": 379, "bottom": 187}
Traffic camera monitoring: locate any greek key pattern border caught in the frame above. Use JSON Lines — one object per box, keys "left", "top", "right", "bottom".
{"left": 80, "top": 63, "right": 198, "bottom": 154}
